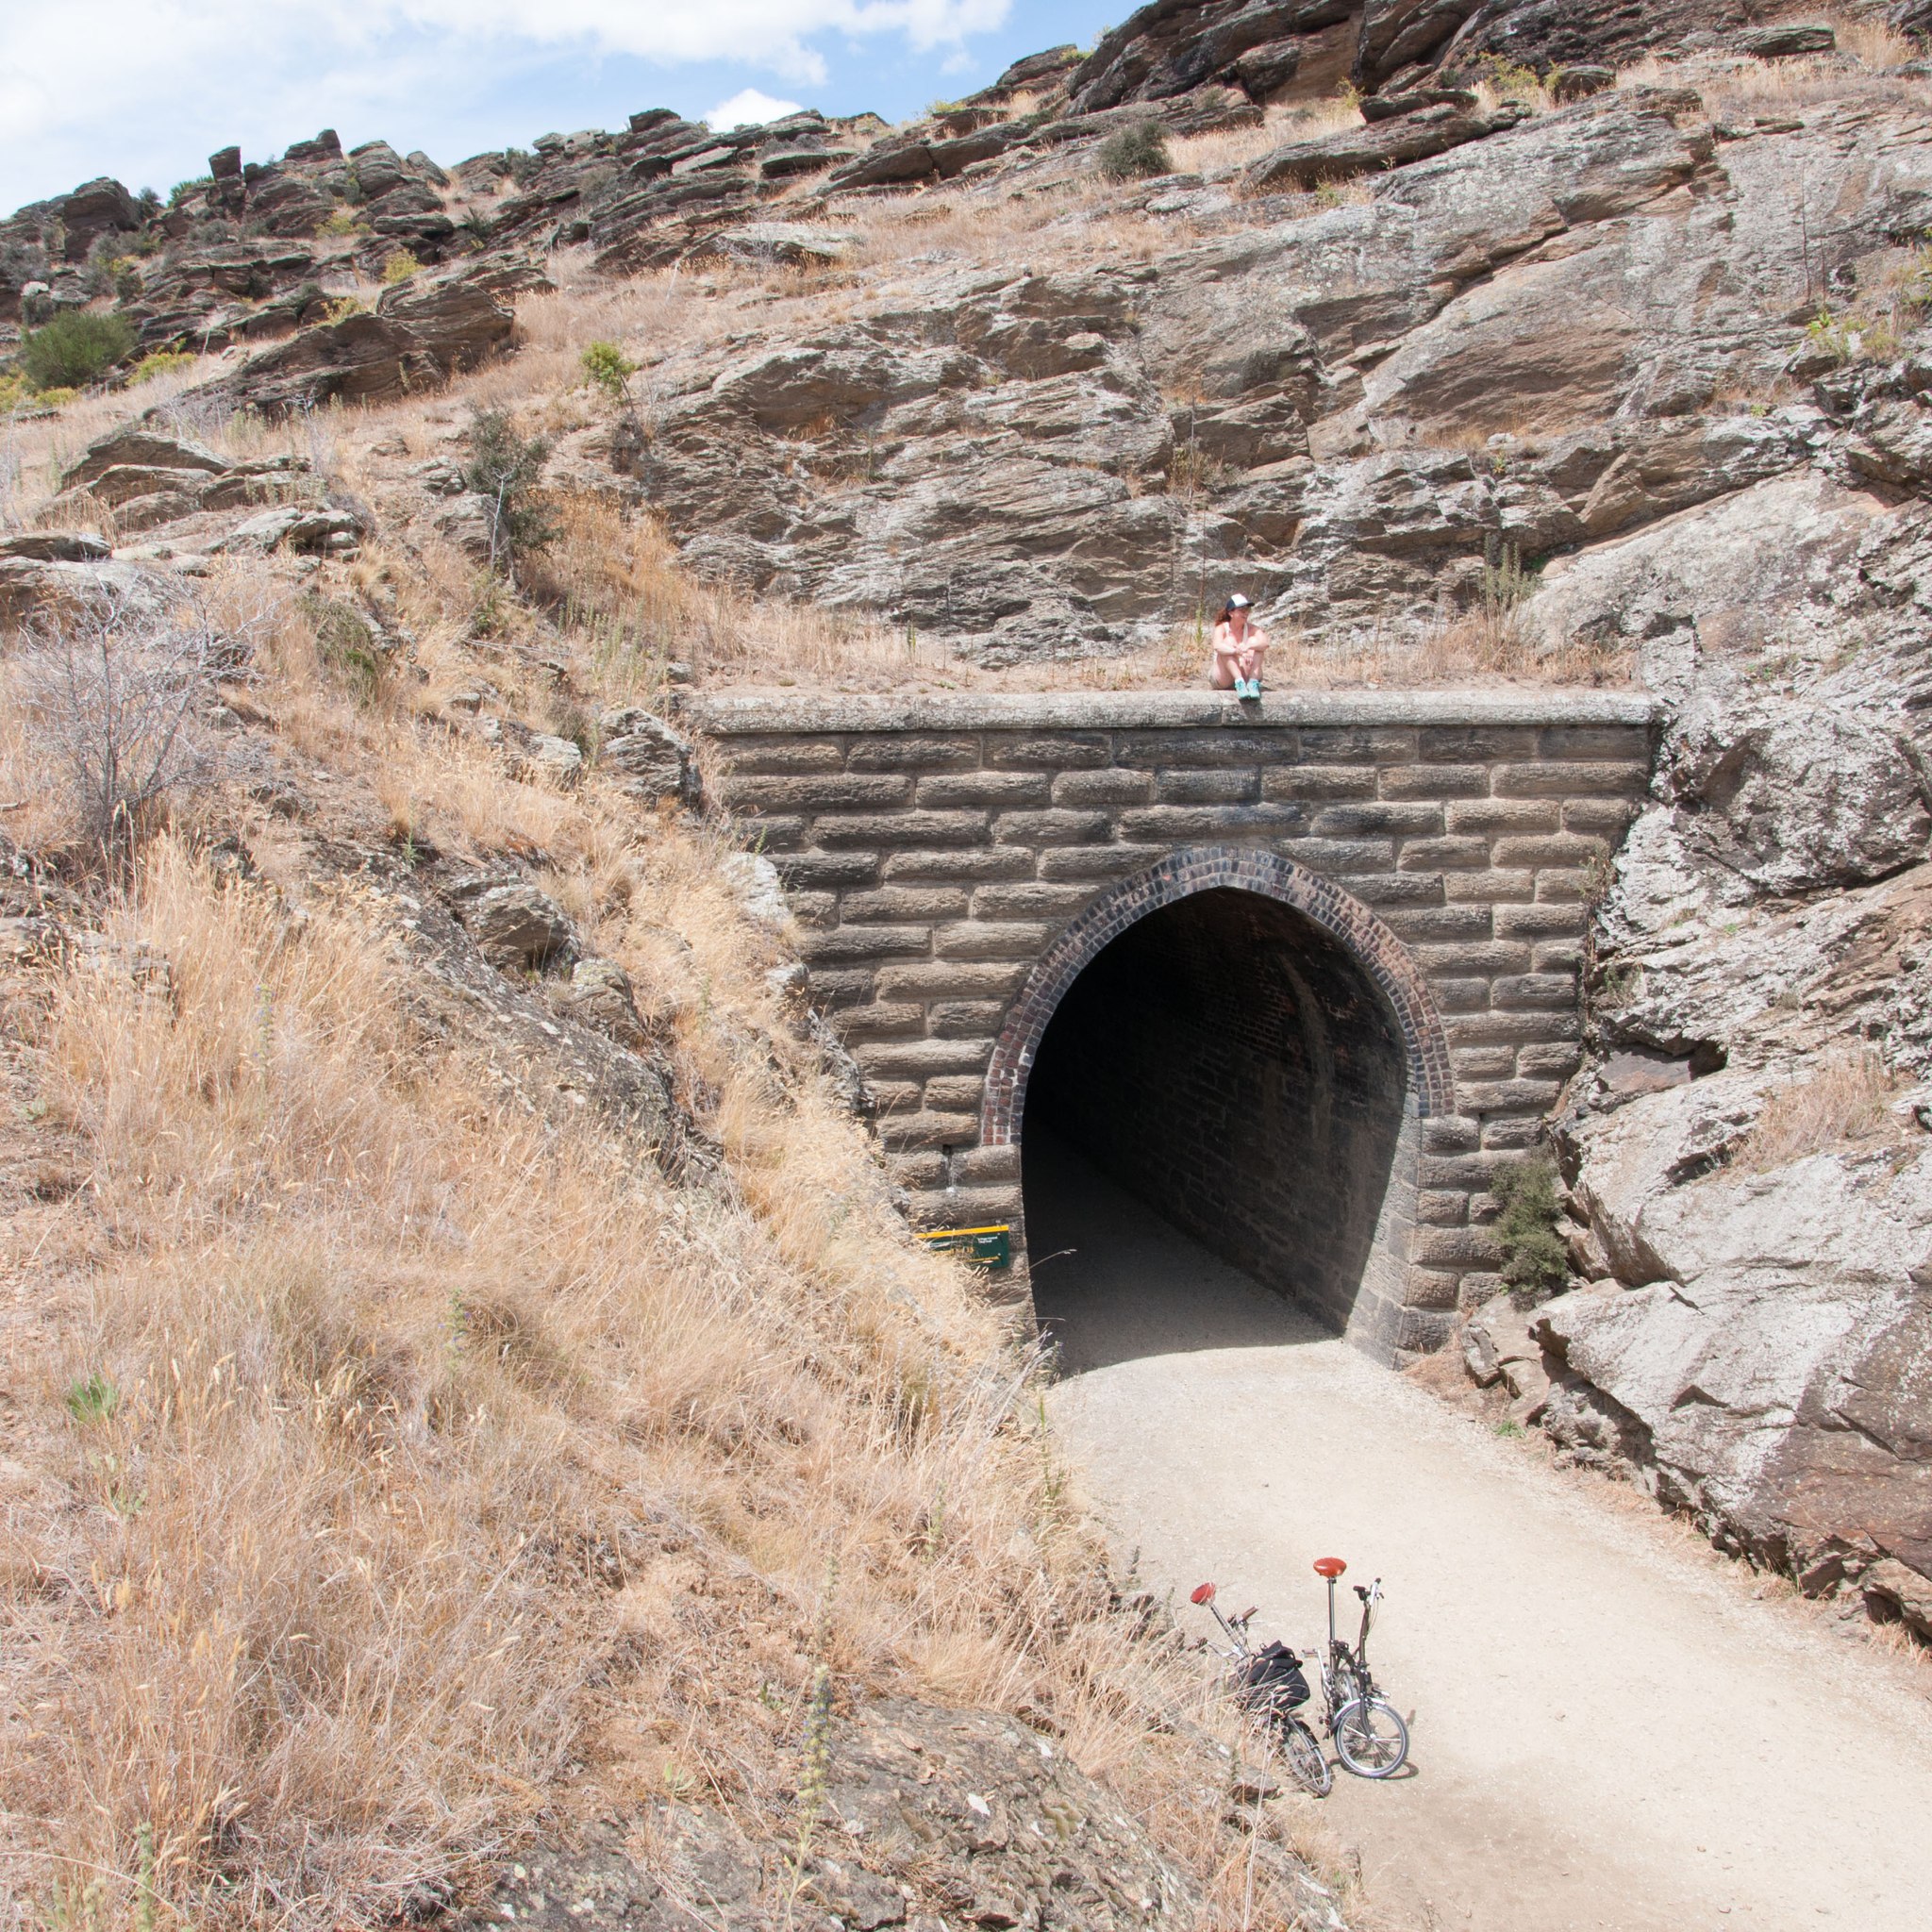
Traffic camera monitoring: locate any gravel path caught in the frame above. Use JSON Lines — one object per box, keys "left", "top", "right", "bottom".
{"left": 1028, "top": 1133, "right": 1932, "bottom": 1932}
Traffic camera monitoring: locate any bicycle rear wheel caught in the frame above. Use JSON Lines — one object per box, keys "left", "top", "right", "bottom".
{"left": 1334, "top": 1696, "right": 1408, "bottom": 1778}
{"left": 1275, "top": 1714, "right": 1332, "bottom": 1797}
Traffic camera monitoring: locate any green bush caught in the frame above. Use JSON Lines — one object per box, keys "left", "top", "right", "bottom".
{"left": 462, "top": 408, "right": 556, "bottom": 571}
{"left": 381, "top": 250, "right": 421, "bottom": 284}
{"left": 302, "top": 592, "right": 386, "bottom": 706}
{"left": 130, "top": 350, "right": 195, "bottom": 385}
{"left": 19, "top": 310, "right": 138, "bottom": 391}
{"left": 580, "top": 340, "right": 637, "bottom": 399}
{"left": 1492, "top": 1158, "right": 1569, "bottom": 1298}
{"left": 1095, "top": 120, "right": 1173, "bottom": 182}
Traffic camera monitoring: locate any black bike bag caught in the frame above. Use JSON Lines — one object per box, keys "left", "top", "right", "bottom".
{"left": 1239, "top": 1641, "right": 1310, "bottom": 1709}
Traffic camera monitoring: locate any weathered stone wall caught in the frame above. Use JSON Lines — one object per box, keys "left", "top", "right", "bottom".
{"left": 690, "top": 690, "right": 1659, "bottom": 1354}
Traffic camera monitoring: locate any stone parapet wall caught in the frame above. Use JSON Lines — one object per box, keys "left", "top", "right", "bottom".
{"left": 688, "top": 689, "right": 1660, "bottom": 1352}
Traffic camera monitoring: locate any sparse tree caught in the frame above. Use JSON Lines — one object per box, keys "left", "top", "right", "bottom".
{"left": 462, "top": 407, "right": 556, "bottom": 576}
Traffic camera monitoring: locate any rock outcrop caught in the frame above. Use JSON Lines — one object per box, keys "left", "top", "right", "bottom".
{"left": 169, "top": 252, "right": 551, "bottom": 419}
{"left": 1471, "top": 458, "right": 1932, "bottom": 1626}
{"left": 470, "top": 1697, "right": 1347, "bottom": 1931}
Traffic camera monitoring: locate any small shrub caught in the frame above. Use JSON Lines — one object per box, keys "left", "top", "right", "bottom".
{"left": 1474, "top": 54, "right": 1547, "bottom": 107}
{"left": 1806, "top": 303, "right": 1895, "bottom": 365}
{"left": 169, "top": 176, "right": 212, "bottom": 206}
{"left": 19, "top": 309, "right": 138, "bottom": 390}
{"left": 1492, "top": 1158, "right": 1568, "bottom": 1299}
{"left": 319, "top": 207, "right": 365, "bottom": 238}
{"left": 14, "top": 583, "right": 243, "bottom": 863}
{"left": 462, "top": 408, "right": 556, "bottom": 573}
{"left": 580, "top": 340, "right": 638, "bottom": 399}
{"left": 323, "top": 295, "right": 366, "bottom": 323}
{"left": 130, "top": 349, "right": 194, "bottom": 385}
{"left": 0, "top": 375, "right": 29, "bottom": 414}
{"left": 301, "top": 591, "right": 387, "bottom": 706}
{"left": 65, "top": 1372, "right": 120, "bottom": 1424}
{"left": 381, "top": 250, "right": 420, "bottom": 284}
{"left": 1095, "top": 121, "right": 1173, "bottom": 183}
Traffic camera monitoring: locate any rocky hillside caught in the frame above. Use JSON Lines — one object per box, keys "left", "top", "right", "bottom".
{"left": 6, "top": 2, "right": 1931, "bottom": 670}
{"left": 7, "top": 0, "right": 1932, "bottom": 1921}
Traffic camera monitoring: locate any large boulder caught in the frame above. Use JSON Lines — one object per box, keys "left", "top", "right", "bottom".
{"left": 1241, "top": 97, "right": 1522, "bottom": 192}
{"left": 1658, "top": 695, "right": 1931, "bottom": 897}
{"left": 596, "top": 708, "right": 700, "bottom": 807}
{"left": 460, "top": 882, "right": 578, "bottom": 973}
{"left": 551, "top": 956, "right": 650, "bottom": 1051}
{"left": 1536, "top": 1082, "right": 1932, "bottom": 1597}
{"left": 1440, "top": 0, "right": 1764, "bottom": 76}
{"left": 59, "top": 428, "right": 228, "bottom": 494}
{"left": 0, "top": 558, "right": 165, "bottom": 632}
{"left": 170, "top": 253, "right": 552, "bottom": 420}
{"left": 374, "top": 252, "right": 554, "bottom": 372}
{"left": 48, "top": 176, "right": 142, "bottom": 259}
{"left": 1355, "top": 0, "right": 1485, "bottom": 92}
{"left": 1067, "top": 1, "right": 1357, "bottom": 111}
{"left": 213, "top": 504, "right": 368, "bottom": 555}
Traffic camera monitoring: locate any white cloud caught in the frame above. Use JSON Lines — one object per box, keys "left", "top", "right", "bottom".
{"left": 705, "top": 89, "right": 806, "bottom": 129}
{"left": 0, "top": 0, "right": 1013, "bottom": 204}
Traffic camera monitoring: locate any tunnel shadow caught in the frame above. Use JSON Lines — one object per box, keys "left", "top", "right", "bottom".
{"left": 1023, "top": 887, "right": 1407, "bottom": 1374}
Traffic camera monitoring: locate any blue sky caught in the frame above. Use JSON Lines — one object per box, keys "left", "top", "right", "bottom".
{"left": 1, "top": 2, "right": 1123, "bottom": 212}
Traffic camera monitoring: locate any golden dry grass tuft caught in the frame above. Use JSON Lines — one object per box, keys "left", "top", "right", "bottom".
{"left": 1736, "top": 1050, "right": 1904, "bottom": 1171}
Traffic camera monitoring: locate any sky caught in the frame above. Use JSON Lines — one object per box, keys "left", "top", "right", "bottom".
{"left": 1, "top": 1, "right": 1125, "bottom": 213}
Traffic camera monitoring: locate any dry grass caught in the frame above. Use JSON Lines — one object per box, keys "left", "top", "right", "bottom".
{"left": 1824, "top": 8, "right": 1919, "bottom": 72}
{"left": 0, "top": 819, "right": 1150, "bottom": 1926}
{"left": 1735, "top": 1050, "right": 1904, "bottom": 1171}
{"left": 534, "top": 493, "right": 913, "bottom": 690}
{"left": 1166, "top": 96, "right": 1362, "bottom": 178}
{"left": 0, "top": 558, "right": 1354, "bottom": 1929}
{"left": 1618, "top": 17, "right": 1925, "bottom": 124}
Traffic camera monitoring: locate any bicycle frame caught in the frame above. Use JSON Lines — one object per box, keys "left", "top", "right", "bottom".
{"left": 1324, "top": 1571, "right": 1379, "bottom": 1657}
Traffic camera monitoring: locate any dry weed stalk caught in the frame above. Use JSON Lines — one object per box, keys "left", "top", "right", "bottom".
{"left": 9, "top": 579, "right": 276, "bottom": 862}
{"left": 1737, "top": 1050, "right": 1902, "bottom": 1171}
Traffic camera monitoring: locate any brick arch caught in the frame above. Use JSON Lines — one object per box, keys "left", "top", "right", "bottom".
{"left": 979, "top": 846, "right": 1455, "bottom": 1149}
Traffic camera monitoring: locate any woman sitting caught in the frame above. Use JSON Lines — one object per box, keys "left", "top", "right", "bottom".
{"left": 1208, "top": 594, "right": 1269, "bottom": 698}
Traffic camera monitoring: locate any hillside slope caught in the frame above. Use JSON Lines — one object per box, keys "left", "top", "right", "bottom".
{"left": 5, "top": 1, "right": 1932, "bottom": 1924}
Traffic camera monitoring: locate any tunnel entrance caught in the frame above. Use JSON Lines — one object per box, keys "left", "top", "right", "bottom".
{"left": 1020, "top": 885, "right": 1411, "bottom": 1363}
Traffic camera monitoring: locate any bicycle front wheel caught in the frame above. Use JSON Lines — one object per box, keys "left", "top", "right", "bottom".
{"left": 1275, "top": 1714, "right": 1332, "bottom": 1797}
{"left": 1333, "top": 1697, "right": 1409, "bottom": 1778}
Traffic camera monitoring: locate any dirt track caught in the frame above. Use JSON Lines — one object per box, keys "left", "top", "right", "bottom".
{"left": 1027, "top": 1134, "right": 1932, "bottom": 1932}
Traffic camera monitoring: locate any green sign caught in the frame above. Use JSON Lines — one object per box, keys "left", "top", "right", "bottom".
{"left": 916, "top": 1224, "right": 1011, "bottom": 1270}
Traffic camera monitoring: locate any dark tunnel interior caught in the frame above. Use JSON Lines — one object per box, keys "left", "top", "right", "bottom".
{"left": 1021, "top": 888, "right": 1409, "bottom": 1363}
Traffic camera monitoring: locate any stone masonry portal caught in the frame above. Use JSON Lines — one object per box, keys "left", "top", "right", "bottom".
{"left": 687, "top": 691, "right": 1660, "bottom": 1358}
